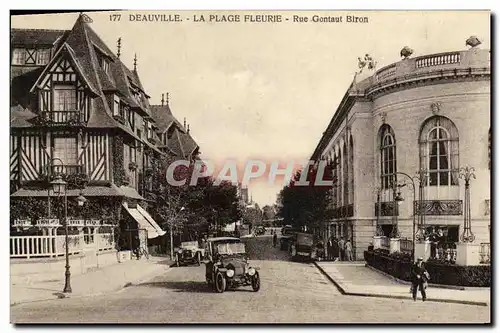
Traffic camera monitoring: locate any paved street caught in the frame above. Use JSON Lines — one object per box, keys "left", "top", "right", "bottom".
{"left": 11, "top": 236, "right": 490, "bottom": 324}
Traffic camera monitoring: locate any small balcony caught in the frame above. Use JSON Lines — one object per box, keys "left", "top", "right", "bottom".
{"left": 50, "top": 164, "right": 84, "bottom": 176}
{"left": 40, "top": 111, "right": 84, "bottom": 126}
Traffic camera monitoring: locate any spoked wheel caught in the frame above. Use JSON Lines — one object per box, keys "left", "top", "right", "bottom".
{"left": 251, "top": 272, "right": 260, "bottom": 292}
{"left": 214, "top": 271, "right": 226, "bottom": 293}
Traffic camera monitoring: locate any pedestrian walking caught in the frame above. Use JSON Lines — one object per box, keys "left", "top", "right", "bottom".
{"left": 411, "top": 257, "right": 429, "bottom": 302}
{"left": 345, "top": 239, "right": 353, "bottom": 261}
{"left": 273, "top": 232, "right": 278, "bottom": 248}
{"left": 338, "top": 237, "right": 346, "bottom": 261}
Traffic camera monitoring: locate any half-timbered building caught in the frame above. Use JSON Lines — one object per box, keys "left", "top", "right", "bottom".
{"left": 10, "top": 14, "right": 200, "bottom": 255}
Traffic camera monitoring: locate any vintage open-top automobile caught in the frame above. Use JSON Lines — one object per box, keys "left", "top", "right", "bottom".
{"left": 204, "top": 237, "right": 260, "bottom": 293}
{"left": 174, "top": 241, "right": 205, "bottom": 266}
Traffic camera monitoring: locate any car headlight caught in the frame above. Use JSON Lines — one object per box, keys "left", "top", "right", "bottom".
{"left": 247, "top": 267, "right": 256, "bottom": 276}
{"left": 226, "top": 269, "right": 235, "bottom": 278}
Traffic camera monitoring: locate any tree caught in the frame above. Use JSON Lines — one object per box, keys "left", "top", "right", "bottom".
{"left": 276, "top": 163, "right": 335, "bottom": 237}
{"left": 149, "top": 156, "right": 242, "bottom": 239}
{"left": 242, "top": 203, "right": 263, "bottom": 228}
{"left": 262, "top": 205, "right": 276, "bottom": 226}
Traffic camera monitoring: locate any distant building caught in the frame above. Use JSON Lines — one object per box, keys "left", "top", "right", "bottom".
{"left": 237, "top": 182, "right": 249, "bottom": 205}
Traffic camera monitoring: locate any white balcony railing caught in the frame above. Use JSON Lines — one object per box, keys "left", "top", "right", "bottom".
{"left": 13, "top": 219, "right": 32, "bottom": 228}
{"left": 415, "top": 52, "right": 461, "bottom": 69}
{"left": 36, "top": 219, "right": 61, "bottom": 227}
{"left": 368, "top": 49, "right": 490, "bottom": 94}
{"left": 10, "top": 233, "right": 115, "bottom": 259}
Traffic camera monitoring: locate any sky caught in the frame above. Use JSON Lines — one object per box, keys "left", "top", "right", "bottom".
{"left": 11, "top": 10, "right": 490, "bottom": 207}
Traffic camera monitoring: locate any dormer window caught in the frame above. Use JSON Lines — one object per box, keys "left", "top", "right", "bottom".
{"left": 113, "top": 96, "right": 120, "bottom": 116}
{"left": 101, "top": 58, "right": 109, "bottom": 74}
{"left": 167, "top": 126, "right": 175, "bottom": 140}
{"left": 12, "top": 49, "right": 26, "bottom": 65}
{"left": 36, "top": 49, "right": 50, "bottom": 65}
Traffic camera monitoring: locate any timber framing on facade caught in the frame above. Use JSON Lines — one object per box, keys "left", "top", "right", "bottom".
{"left": 10, "top": 14, "right": 201, "bottom": 238}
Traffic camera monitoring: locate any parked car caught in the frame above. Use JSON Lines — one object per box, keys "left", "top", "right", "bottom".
{"left": 204, "top": 237, "right": 260, "bottom": 293}
{"left": 174, "top": 241, "right": 205, "bottom": 267}
{"left": 289, "top": 232, "right": 316, "bottom": 262}
{"left": 279, "top": 225, "right": 300, "bottom": 250}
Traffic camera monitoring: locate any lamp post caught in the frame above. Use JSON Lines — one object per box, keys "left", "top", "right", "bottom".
{"left": 49, "top": 159, "right": 72, "bottom": 293}
{"left": 392, "top": 171, "right": 416, "bottom": 260}
{"left": 459, "top": 166, "right": 475, "bottom": 243}
{"left": 413, "top": 169, "right": 428, "bottom": 242}
{"left": 170, "top": 206, "right": 185, "bottom": 261}
{"left": 390, "top": 180, "right": 402, "bottom": 239}
{"left": 373, "top": 187, "right": 383, "bottom": 236}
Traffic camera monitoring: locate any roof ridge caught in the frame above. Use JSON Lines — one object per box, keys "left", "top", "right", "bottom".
{"left": 11, "top": 28, "right": 69, "bottom": 33}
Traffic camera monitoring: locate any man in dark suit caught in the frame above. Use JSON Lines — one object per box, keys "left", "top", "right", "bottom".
{"left": 411, "top": 257, "right": 428, "bottom": 301}
{"left": 327, "top": 237, "right": 334, "bottom": 261}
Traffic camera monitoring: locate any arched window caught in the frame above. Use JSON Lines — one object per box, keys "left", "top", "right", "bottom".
{"left": 419, "top": 116, "right": 459, "bottom": 186}
{"left": 379, "top": 125, "right": 396, "bottom": 189}
{"left": 336, "top": 147, "right": 341, "bottom": 208}
{"left": 343, "top": 142, "right": 348, "bottom": 205}
{"left": 349, "top": 135, "right": 354, "bottom": 204}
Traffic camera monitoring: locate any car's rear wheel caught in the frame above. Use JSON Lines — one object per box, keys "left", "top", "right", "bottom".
{"left": 214, "top": 271, "right": 226, "bottom": 293}
{"left": 251, "top": 272, "right": 260, "bottom": 292}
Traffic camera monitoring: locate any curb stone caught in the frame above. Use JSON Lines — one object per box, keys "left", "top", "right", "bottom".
{"left": 364, "top": 264, "right": 467, "bottom": 291}
{"left": 10, "top": 263, "right": 170, "bottom": 306}
{"left": 313, "top": 262, "right": 488, "bottom": 307}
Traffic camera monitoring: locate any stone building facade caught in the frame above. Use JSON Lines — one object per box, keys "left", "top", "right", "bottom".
{"left": 311, "top": 41, "right": 490, "bottom": 259}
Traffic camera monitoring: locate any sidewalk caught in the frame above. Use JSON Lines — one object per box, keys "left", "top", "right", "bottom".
{"left": 315, "top": 261, "right": 490, "bottom": 307}
{"left": 10, "top": 257, "right": 172, "bottom": 306}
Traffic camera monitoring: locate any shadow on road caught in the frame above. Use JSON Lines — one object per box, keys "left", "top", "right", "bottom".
{"left": 241, "top": 236, "right": 291, "bottom": 262}
{"left": 137, "top": 281, "right": 213, "bottom": 293}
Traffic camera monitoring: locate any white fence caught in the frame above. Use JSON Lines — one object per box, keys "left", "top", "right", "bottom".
{"left": 10, "top": 233, "right": 115, "bottom": 259}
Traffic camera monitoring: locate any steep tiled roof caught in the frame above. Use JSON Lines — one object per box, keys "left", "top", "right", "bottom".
{"left": 150, "top": 104, "right": 184, "bottom": 132}
{"left": 150, "top": 103, "right": 199, "bottom": 158}
{"left": 11, "top": 14, "right": 199, "bottom": 159}
{"left": 11, "top": 29, "right": 67, "bottom": 46}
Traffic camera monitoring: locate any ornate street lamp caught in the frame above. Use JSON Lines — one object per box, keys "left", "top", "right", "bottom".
{"left": 459, "top": 166, "right": 476, "bottom": 243}
{"left": 50, "top": 167, "right": 71, "bottom": 293}
{"left": 391, "top": 172, "right": 417, "bottom": 261}
{"left": 390, "top": 180, "right": 401, "bottom": 239}
{"left": 413, "top": 169, "right": 428, "bottom": 242}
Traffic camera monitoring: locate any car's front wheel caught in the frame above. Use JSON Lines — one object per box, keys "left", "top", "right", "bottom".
{"left": 251, "top": 272, "right": 260, "bottom": 292}
{"left": 214, "top": 271, "right": 226, "bottom": 293}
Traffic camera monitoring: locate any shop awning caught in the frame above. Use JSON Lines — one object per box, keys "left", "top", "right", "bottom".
{"left": 122, "top": 203, "right": 166, "bottom": 239}
{"left": 136, "top": 204, "right": 166, "bottom": 237}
